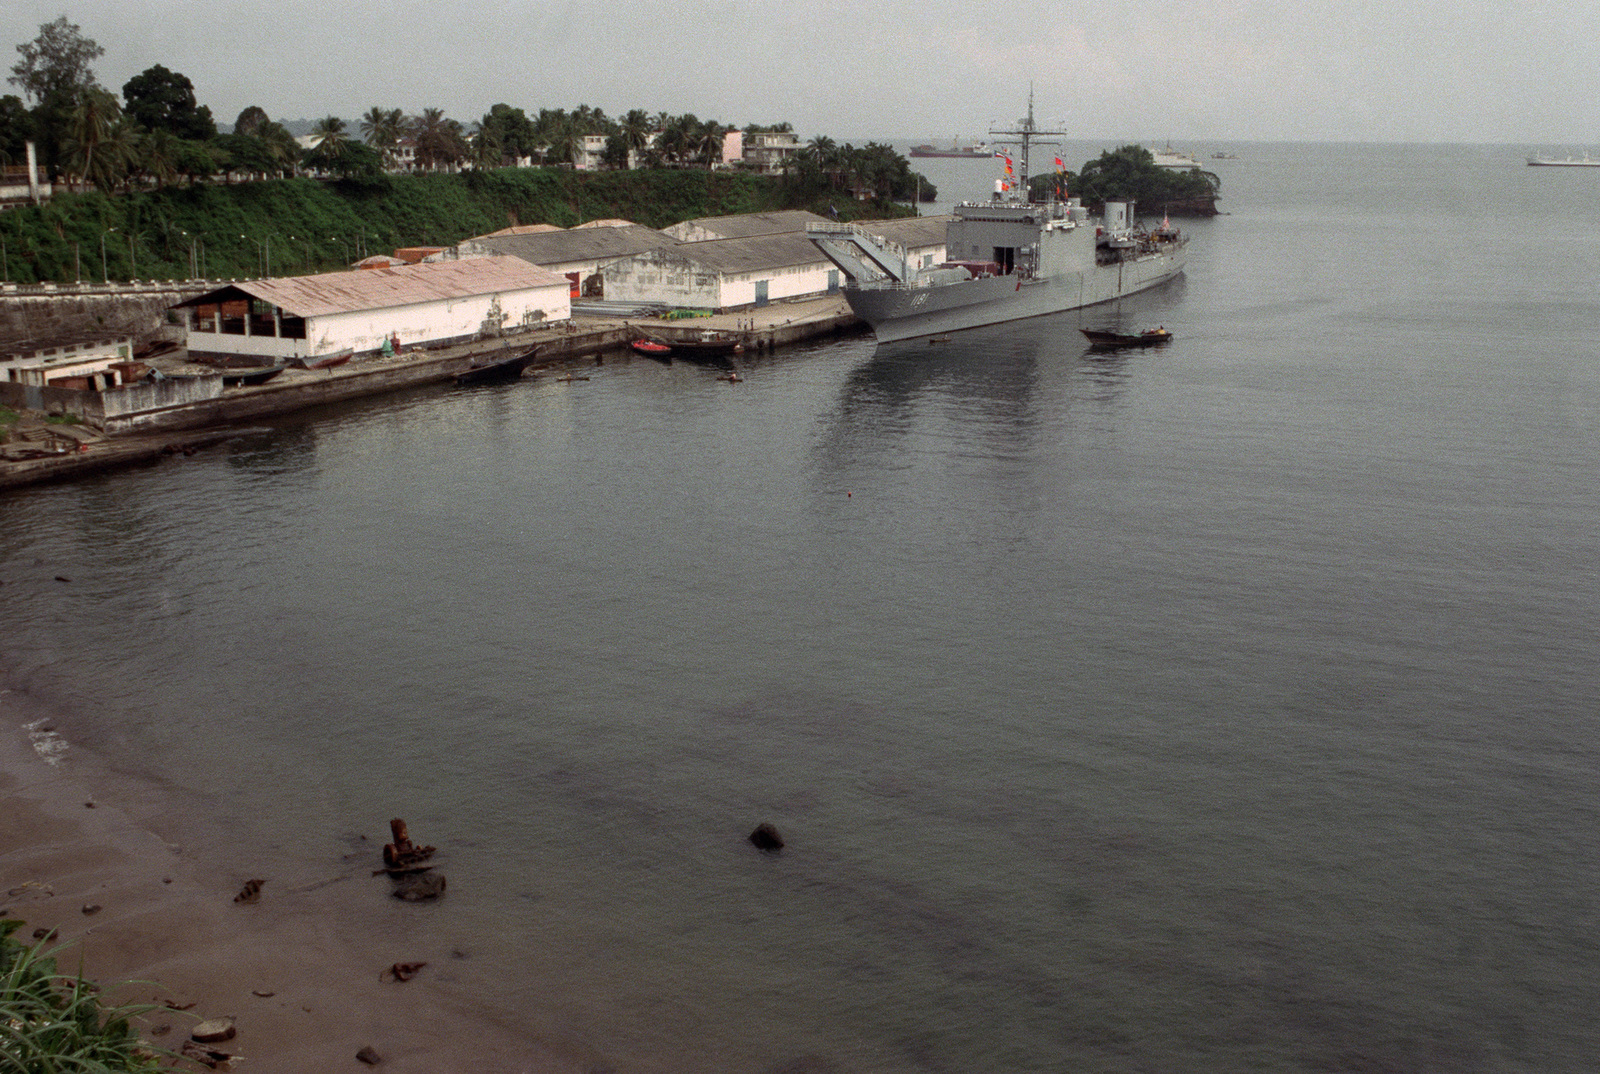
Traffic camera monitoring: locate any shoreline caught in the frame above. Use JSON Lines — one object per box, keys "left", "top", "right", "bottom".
{"left": 1, "top": 296, "right": 862, "bottom": 493}
{"left": 1, "top": 678, "right": 599, "bottom": 1073}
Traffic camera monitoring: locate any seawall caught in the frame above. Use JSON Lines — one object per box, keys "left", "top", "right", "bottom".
{"left": 1, "top": 296, "right": 863, "bottom": 491}
{"left": 0, "top": 281, "right": 215, "bottom": 343}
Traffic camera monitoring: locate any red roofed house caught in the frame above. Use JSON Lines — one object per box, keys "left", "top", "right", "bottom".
{"left": 173, "top": 256, "right": 570, "bottom": 365}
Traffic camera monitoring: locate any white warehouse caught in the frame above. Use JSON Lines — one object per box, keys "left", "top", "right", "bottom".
{"left": 174, "top": 256, "right": 570, "bottom": 365}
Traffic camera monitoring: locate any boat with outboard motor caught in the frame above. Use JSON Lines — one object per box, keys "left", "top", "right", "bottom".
{"left": 1081, "top": 327, "right": 1172, "bottom": 348}
{"left": 809, "top": 98, "right": 1188, "bottom": 343}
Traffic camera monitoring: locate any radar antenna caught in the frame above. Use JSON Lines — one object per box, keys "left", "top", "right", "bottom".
{"left": 988, "top": 85, "right": 1066, "bottom": 202}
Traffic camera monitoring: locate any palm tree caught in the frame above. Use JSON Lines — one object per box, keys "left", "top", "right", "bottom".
{"left": 304, "top": 115, "right": 349, "bottom": 172}
{"left": 311, "top": 115, "right": 346, "bottom": 148}
{"left": 619, "top": 109, "right": 651, "bottom": 162}
{"left": 570, "top": 103, "right": 609, "bottom": 135}
{"left": 696, "top": 120, "right": 728, "bottom": 168}
{"left": 410, "top": 108, "right": 467, "bottom": 170}
{"left": 469, "top": 124, "right": 501, "bottom": 170}
{"left": 802, "top": 133, "right": 838, "bottom": 184}
{"left": 360, "top": 106, "right": 405, "bottom": 165}
{"left": 259, "top": 121, "right": 300, "bottom": 177}
{"left": 66, "top": 86, "right": 121, "bottom": 190}
{"left": 657, "top": 114, "right": 698, "bottom": 166}
{"left": 140, "top": 126, "right": 179, "bottom": 188}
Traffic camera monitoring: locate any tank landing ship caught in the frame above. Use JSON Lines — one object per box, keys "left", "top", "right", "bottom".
{"left": 808, "top": 98, "right": 1188, "bottom": 343}
{"left": 809, "top": 199, "right": 1186, "bottom": 343}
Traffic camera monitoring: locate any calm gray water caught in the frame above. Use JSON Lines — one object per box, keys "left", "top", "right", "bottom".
{"left": 4, "top": 142, "right": 1599, "bottom": 1072}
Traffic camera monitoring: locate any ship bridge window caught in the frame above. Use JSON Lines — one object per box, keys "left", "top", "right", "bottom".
{"left": 992, "top": 247, "right": 1016, "bottom": 275}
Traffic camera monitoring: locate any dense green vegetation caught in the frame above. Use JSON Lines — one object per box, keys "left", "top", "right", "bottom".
{"left": 1, "top": 919, "right": 171, "bottom": 1072}
{"left": 1030, "top": 145, "right": 1220, "bottom": 214}
{"left": 0, "top": 167, "right": 915, "bottom": 284}
{"left": 1, "top": 17, "right": 928, "bottom": 285}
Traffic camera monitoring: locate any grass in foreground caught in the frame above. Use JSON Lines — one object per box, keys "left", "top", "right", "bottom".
{"left": 1, "top": 918, "right": 173, "bottom": 1073}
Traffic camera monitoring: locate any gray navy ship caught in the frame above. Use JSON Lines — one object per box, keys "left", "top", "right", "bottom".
{"left": 809, "top": 101, "right": 1188, "bottom": 343}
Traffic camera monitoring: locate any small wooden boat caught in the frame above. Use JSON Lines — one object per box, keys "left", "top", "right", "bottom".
{"left": 1080, "top": 327, "right": 1173, "bottom": 348}
{"left": 222, "top": 363, "right": 289, "bottom": 386}
{"left": 454, "top": 345, "right": 540, "bottom": 385}
{"left": 293, "top": 348, "right": 353, "bottom": 370}
{"left": 630, "top": 338, "right": 672, "bottom": 357}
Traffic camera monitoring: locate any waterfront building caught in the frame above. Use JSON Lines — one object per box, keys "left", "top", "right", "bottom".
{"left": 173, "top": 256, "right": 569, "bottom": 364}
{"left": 455, "top": 224, "right": 679, "bottom": 298}
{"left": 602, "top": 232, "right": 838, "bottom": 310}
{"left": 605, "top": 214, "right": 950, "bottom": 312}
{"left": 1, "top": 335, "right": 134, "bottom": 390}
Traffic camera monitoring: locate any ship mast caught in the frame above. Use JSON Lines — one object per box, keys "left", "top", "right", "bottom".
{"left": 988, "top": 86, "right": 1065, "bottom": 203}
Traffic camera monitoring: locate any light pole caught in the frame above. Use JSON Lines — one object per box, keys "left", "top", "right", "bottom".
{"left": 177, "top": 229, "right": 198, "bottom": 279}
{"left": 241, "top": 234, "right": 266, "bottom": 278}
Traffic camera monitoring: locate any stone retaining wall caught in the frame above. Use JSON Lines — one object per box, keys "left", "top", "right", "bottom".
{"left": 0, "top": 282, "right": 214, "bottom": 343}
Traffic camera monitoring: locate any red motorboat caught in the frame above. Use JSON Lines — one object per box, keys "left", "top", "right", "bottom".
{"left": 631, "top": 338, "right": 672, "bottom": 357}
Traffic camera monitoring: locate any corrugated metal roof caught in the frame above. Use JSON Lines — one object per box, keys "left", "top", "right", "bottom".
{"left": 666, "top": 210, "right": 829, "bottom": 240}
{"left": 462, "top": 225, "right": 677, "bottom": 266}
{"left": 479, "top": 223, "right": 565, "bottom": 237}
{"left": 637, "top": 231, "right": 830, "bottom": 274}
{"left": 175, "top": 256, "right": 568, "bottom": 317}
{"left": 856, "top": 214, "right": 954, "bottom": 249}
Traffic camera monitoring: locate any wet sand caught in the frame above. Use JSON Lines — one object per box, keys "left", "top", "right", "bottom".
{"left": 1, "top": 684, "right": 601, "bottom": 1074}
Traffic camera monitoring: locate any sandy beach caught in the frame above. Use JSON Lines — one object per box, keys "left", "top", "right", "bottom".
{"left": 1, "top": 680, "right": 601, "bottom": 1074}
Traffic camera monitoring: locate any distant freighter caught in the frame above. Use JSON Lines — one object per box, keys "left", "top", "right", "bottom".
{"left": 909, "top": 141, "right": 993, "bottom": 159}
{"left": 1527, "top": 154, "right": 1600, "bottom": 167}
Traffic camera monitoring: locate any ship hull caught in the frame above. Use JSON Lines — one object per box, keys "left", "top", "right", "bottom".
{"left": 843, "top": 246, "right": 1186, "bottom": 343}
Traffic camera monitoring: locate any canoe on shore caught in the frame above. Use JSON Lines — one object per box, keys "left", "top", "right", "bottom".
{"left": 221, "top": 363, "right": 289, "bottom": 386}
{"left": 454, "top": 345, "right": 540, "bottom": 385}
{"left": 292, "top": 349, "right": 354, "bottom": 370}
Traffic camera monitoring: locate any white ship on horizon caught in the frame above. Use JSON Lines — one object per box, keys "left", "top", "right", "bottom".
{"left": 1527, "top": 152, "right": 1600, "bottom": 167}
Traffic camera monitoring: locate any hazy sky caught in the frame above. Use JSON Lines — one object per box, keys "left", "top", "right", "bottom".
{"left": 5, "top": 1, "right": 1597, "bottom": 145}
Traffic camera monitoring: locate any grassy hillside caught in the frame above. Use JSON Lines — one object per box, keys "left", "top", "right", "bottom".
{"left": 0, "top": 168, "right": 911, "bottom": 285}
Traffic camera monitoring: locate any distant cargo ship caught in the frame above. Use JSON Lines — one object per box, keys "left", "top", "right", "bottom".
{"left": 1527, "top": 154, "right": 1600, "bottom": 167}
{"left": 910, "top": 140, "right": 993, "bottom": 158}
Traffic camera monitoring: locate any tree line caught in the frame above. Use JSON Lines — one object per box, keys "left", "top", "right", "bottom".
{"left": 1028, "top": 145, "right": 1221, "bottom": 214}
{"left": 2, "top": 16, "right": 933, "bottom": 204}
